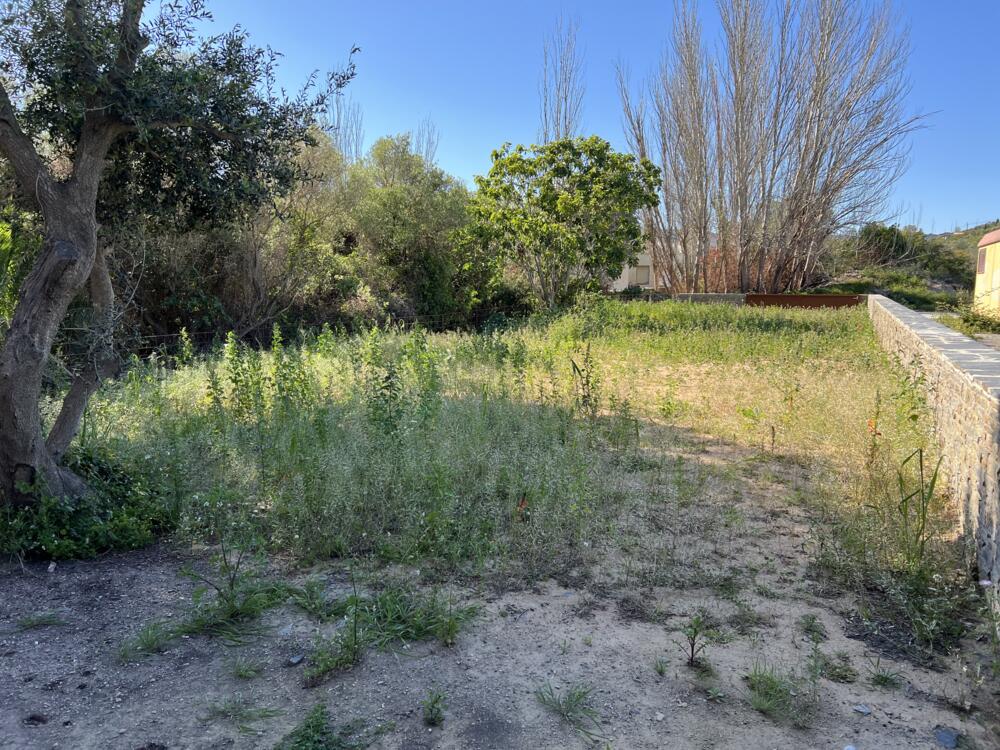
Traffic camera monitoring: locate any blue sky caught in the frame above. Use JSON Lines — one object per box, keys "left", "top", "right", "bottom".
{"left": 203, "top": 0, "right": 999, "bottom": 234}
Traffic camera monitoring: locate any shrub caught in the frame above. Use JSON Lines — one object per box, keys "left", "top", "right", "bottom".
{"left": 0, "top": 446, "right": 169, "bottom": 559}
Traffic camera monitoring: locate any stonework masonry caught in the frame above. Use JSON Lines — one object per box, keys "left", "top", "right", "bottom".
{"left": 867, "top": 294, "right": 1000, "bottom": 586}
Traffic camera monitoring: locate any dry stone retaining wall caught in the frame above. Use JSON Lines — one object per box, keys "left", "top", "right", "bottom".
{"left": 867, "top": 294, "right": 1000, "bottom": 586}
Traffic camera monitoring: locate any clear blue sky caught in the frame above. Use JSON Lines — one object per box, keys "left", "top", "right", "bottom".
{"left": 203, "top": 0, "right": 999, "bottom": 234}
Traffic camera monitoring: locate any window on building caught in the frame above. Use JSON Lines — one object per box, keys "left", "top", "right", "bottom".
{"left": 634, "top": 265, "right": 651, "bottom": 286}
{"left": 978, "top": 248, "right": 987, "bottom": 274}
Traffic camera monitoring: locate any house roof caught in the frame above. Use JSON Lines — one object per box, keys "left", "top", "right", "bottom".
{"left": 979, "top": 227, "right": 1000, "bottom": 248}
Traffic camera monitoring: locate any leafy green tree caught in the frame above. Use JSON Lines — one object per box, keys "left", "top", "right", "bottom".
{"left": 0, "top": 0, "right": 352, "bottom": 506}
{"left": 466, "top": 137, "right": 659, "bottom": 308}
{"left": 351, "top": 135, "right": 471, "bottom": 324}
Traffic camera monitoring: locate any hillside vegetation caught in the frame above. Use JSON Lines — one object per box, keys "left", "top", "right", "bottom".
{"left": 814, "top": 221, "right": 998, "bottom": 310}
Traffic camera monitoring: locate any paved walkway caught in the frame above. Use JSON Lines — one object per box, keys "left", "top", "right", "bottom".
{"left": 975, "top": 333, "right": 1000, "bottom": 353}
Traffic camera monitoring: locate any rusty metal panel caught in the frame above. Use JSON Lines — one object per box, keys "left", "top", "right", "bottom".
{"left": 744, "top": 294, "right": 864, "bottom": 308}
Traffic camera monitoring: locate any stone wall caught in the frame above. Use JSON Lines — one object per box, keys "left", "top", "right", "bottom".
{"left": 867, "top": 294, "right": 1000, "bottom": 585}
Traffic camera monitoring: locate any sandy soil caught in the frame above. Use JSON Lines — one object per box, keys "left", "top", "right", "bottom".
{"left": 2, "top": 436, "right": 997, "bottom": 750}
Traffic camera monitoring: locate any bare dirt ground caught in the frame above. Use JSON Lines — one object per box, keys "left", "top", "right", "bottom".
{"left": 2, "top": 433, "right": 997, "bottom": 750}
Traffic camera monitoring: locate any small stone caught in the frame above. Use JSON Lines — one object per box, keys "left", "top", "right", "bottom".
{"left": 933, "top": 725, "right": 961, "bottom": 749}
{"left": 47, "top": 562, "right": 56, "bottom": 573}
{"left": 852, "top": 704, "right": 871, "bottom": 716}
{"left": 654, "top": 712, "right": 665, "bottom": 722}
{"left": 277, "top": 624, "right": 294, "bottom": 637}
{"left": 286, "top": 654, "right": 304, "bottom": 667}
{"left": 23, "top": 713, "right": 48, "bottom": 726}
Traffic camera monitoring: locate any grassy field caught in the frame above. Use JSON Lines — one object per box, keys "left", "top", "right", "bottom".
{"left": 4, "top": 299, "right": 996, "bottom": 748}
{"left": 38, "top": 299, "right": 969, "bottom": 641}
{"left": 41, "top": 300, "right": 927, "bottom": 565}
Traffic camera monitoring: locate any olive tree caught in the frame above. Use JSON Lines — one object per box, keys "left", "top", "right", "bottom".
{"left": 466, "top": 137, "right": 659, "bottom": 308}
{"left": 0, "top": 0, "right": 352, "bottom": 506}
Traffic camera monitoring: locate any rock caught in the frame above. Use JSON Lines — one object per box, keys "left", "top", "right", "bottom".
{"left": 933, "top": 725, "right": 961, "bottom": 749}
{"left": 286, "top": 653, "right": 304, "bottom": 667}
{"left": 278, "top": 624, "right": 294, "bottom": 637}
{"left": 654, "top": 712, "right": 665, "bottom": 722}
{"left": 852, "top": 704, "right": 871, "bottom": 716}
{"left": 23, "top": 713, "right": 48, "bottom": 726}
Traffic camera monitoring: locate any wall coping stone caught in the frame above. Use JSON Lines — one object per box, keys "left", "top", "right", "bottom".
{"left": 868, "top": 295, "right": 1000, "bottom": 399}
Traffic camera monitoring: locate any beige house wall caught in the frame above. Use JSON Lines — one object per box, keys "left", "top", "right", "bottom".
{"left": 610, "top": 252, "right": 656, "bottom": 292}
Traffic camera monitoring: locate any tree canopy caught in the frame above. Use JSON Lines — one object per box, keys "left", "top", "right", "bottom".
{"left": 465, "top": 136, "right": 659, "bottom": 308}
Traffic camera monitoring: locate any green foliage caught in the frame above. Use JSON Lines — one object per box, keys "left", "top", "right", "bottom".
{"left": 0, "top": 0, "right": 354, "bottom": 235}
{"left": 934, "top": 220, "right": 1000, "bottom": 266}
{"left": 679, "top": 614, "right": 715, "bottom": 667}
{"left": 201, "top": 695, "right": 282, "bottom": 734}
{"left": 544, "top": 294, "right": 873, "bottom": 362}
{"left": 0, "top": 446, "right": 169, "bottom": 559}
{"left": 814, "top": 269, "right": 958, "bottom": 311}
{"left": 939, "top": 304, "right": 1000, "bottom": 336}
{"left": 119, "top": 621, "right": 174, "bottom": 661}
{"left": 814, "top": 431, "right": 975, "bottom": 660}
{"left": 0, "top": 208, "right": 39, "bottom": 324}
{"left": 810, "top": 649, "right": 858, "bottom": 683}
{"left": 302, "top": 583, "right": 475, "bottom": 687}
{"left": 466, "top": 136, "right": 659, "bottom": 308}
{"left": 15, "top": 300, "right": 887, "bottom": 575}
{"left": 745, "top": 661, "right": 818, "bottom": 728}
{"left": 831, "top": 223, "right": 974, "bottom": 287}
{"left": 866, "top": 656, "right": 903, "bottom": 689}
{"left": 229, "top": 655, "right": 264, "bottom": 680}
{"left": 353, "top": 135, "right": 476, "bottom": 324}
{"left": 16, "top": 611, "right": 66, "bottom": 630}
{"left": 304, "top": 626, "right": 365, "bottom": 687}
{"left": 797, "top": 614, "right": 828, "bottom": 643}
{"left": 421, "top": 689, "right": 446, "bottom": 727}
{"left": 274, "top": 705, "right": 381, "bottom": 750}
{"left": 534, "top": 681, "right": 605, "bottom": 743}
{"left": 119, "top": 130, "right": 489, "bottom": 343}
{"left": 819, "top": 221, "right": 978, "bottom": 310}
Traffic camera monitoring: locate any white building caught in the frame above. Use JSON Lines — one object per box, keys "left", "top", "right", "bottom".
{"left": 609, "top": 251, "right": 656, "bottom": 292}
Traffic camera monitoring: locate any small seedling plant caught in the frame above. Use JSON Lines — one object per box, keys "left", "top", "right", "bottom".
{"left": 679, "top": 614, "right": 713, "bottom": 668}
{"left": 422, "top": 689, "right": 446, "bottom": 727}
{"left": 534, "top": 681, "right": 606, "bottom": 744}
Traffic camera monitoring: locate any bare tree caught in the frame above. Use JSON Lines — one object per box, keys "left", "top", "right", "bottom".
{"left": 328, "top": 93, "right": 365, "bottom": 163}
{"left": 412, "top": 116, "right": 440, "bottom": 164}
{"left": 620, "top": 2, "right": 715, "bottom": 293}
{"left": 619, "top": 0, "right": 920, "bottom": 293}
{"left": 539, "top": 16, "right": 585, "bottom": 143}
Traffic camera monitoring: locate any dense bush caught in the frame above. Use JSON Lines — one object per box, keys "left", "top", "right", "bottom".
{"left": 0, "top": 446, "right": 171, "bottom": 559}
{"left": 115, "top": 132, "right": 500, "bottom": 346}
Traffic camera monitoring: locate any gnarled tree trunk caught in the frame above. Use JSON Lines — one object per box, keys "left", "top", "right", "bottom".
{"left": 0, "top": 188, "right": 101, "bottom": 504}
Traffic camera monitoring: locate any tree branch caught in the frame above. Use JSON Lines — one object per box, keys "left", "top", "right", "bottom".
{"left": 72, "top": 0, "right": 148, "bottom": 196}
{"left": 109, "top": 0, "right": 148, "bottom": 90}
{"left": 0, "top": 82, "right": 54, "bottom": 210}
